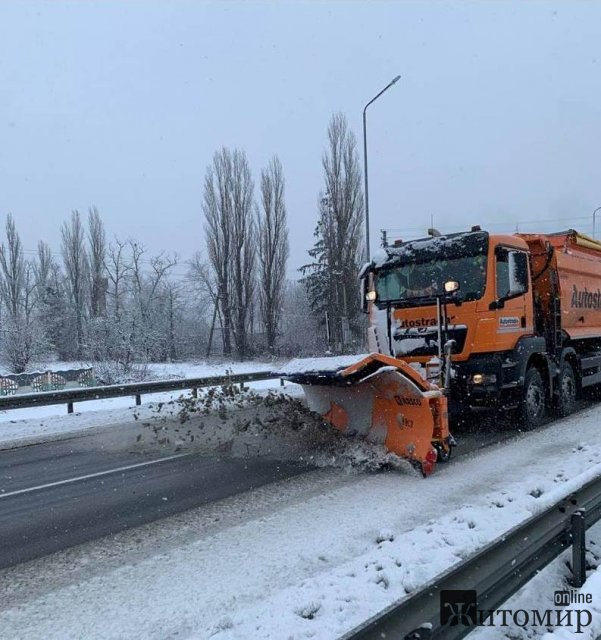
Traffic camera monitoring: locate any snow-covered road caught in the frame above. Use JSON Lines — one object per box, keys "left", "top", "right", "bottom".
{"left": 2, "top": 400, "right": 601, "bottom": 639}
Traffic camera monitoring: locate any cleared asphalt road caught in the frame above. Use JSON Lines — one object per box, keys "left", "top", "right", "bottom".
{"left": 0, "top": 436, "right": 307, "bottom": 569}
{"left": 2, "top": 397, "right": 577, "bottom": 572}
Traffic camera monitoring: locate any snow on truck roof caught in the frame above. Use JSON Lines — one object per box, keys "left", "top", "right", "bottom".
{"left": 372, "top": 230, "right": 489, "bottom": 269}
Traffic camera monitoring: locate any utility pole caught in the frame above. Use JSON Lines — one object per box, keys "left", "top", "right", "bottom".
{"left": 593, "top": 206, "right": 601, "bottom": 239}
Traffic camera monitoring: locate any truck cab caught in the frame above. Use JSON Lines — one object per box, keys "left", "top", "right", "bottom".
{"left": 363, "top": 229, "right": 548, "bottom": 424}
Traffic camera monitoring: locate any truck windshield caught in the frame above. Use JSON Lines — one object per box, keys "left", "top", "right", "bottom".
{"left": 375, "top": 253, "right": 487, "bottom": 304}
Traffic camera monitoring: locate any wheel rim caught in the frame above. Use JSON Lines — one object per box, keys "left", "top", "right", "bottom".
{"left": 562, "top": 373, "right": 575, "bottom": 407}
{"left": 526, "top": 382, "right": 544, "bottom": 421}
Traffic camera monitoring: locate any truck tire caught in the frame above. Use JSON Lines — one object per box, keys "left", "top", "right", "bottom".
{"left": 517, "top": 367, "right": 546, "bottom": 429}
{"left": 555, "top": 361, "right": 577, "bottom": 418}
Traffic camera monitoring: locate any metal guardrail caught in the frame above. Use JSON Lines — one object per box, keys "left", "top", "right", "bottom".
{"left": 0, "top": 371, "right": 278, "bottom": 413}
{"left": 342, "top": 472, "right": 601, "bottom": 640}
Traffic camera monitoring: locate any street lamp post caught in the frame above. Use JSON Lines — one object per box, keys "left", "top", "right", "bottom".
{"left": 593, "top": 206, "right": 601, "bottom": 240}
{"left": 362, "top": 75, "right": 401, "bottom": 262}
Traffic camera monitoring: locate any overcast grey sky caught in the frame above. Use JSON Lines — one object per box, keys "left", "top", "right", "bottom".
{"left": 1, "top": 1, "right": 601, "bottom": 278}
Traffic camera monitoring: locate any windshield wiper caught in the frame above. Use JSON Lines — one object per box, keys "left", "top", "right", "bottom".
{"left": 376, "top": 294, "right": 438, "bottom": 308}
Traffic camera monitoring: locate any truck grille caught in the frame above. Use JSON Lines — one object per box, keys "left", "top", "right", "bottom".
{"left": 392, "top": 325, "right": 468, "bottom": 357}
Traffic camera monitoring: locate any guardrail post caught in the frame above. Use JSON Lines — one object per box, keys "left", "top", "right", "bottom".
{"left": 67, "top": 402, "right": 74, "bottom": 414}
{"left": 571, "top": 509, "right": 586, "bottom": 588}
{"left": 135, "top": 394, "right": 141, "bottom": 406}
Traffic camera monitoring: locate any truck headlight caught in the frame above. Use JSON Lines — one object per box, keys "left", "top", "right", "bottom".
{"left": 472, "top": 373, "right": 497, "bottom": 385}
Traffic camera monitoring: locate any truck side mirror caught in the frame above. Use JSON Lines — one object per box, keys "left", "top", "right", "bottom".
{"left": 360, "top": 274, "right": 373, "bottom": 313}
{"left": 360, "top": 275, "right": 367, "bottom": 313}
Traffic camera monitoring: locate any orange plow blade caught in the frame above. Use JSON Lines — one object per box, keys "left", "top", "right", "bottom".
{"left": 282, "top": 353, "right": 452, "bottom": 476}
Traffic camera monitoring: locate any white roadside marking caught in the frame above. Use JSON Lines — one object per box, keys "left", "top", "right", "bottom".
{"left": 0, "top": 452, "right": 195, "bottom": 499}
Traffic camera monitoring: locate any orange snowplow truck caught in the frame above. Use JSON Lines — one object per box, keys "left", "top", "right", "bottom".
{"left": 361, "top": 227, "right": 601, "bottom": 427}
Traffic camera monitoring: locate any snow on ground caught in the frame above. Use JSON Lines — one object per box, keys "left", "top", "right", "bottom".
{"left": 540, "top": 558, "right": 601, "bottom": 639}
{"left": 471, "top": 521, "right": 601, "bottom": 639}
{"left": 3, "top": 403, "right": 601, "bottom": 639}
{"left": 0, "top": 359, "right": 279, "bottom": 380}
{"left": 0, "top": 359, "right": 283, "bottom": 437}
{"left": 0, "top": 380, "right": 301, "bottom": 452}
{"left": 144, "top": 360, "right": 280, "bottom": 380}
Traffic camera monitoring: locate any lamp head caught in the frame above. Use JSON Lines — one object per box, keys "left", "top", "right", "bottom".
{"left": 444, "top": 280, "right": 460, "bottom": 294}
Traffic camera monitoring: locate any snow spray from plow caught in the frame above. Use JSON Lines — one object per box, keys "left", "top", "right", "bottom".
{"left": 281, "top": 353, "right": 453, "bottom": 476}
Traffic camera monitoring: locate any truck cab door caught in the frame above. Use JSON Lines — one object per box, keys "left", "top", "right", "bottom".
{"left": 493, "top": 247, "right": 531, "bottom": 339}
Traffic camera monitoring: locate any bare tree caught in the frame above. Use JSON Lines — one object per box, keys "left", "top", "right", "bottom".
{"left": 279, "top": 280, "right": 325, "bottom": 357}
{"left": 0, "top": 205, "right": 276, "bottom": 366}
{"left": 188, "top": 251, "right": 217, "bottom": 310}
{"left": 0, "top": 214, "right": 24, "bottom": 319}
{"left": 22, "top": 260, "right": 38, "bottom": 327}
{"left": 61, "top": 210, "right": 89, "bottom": 358}
{"left": 229, "top": 149, "right": 256, "bottom": 359}
{"left": 87, "top": 238, "right": 178, "bottom": 378}
{"left": 256, "top": 155, "right": 289, "bottom": 353}
{"left": 88, "top": 207, "right": 107, "bottom": 317}
{"left": 129, "top": 241, "right": 178, "bottom": 360}
{"left": 164, "top": 280, "right": 181, "bottom": 361}
{"left": 188, "top": 251, "right": 219, "bottom": 356}
{"left": 0, "top": 215, "right": 47, "bottom": 371}
{"left": 34, "top": 241, "right": 53, "bottom": 294}
{"left": 0, "top": 214, "right": 26, "bottom": 371}
{"left": 203, "top": 147, "right": 255, "bottom": 359}
{"left": 104, "top": 237, "right": 131, "bottom": 322}
{"left": 88, "top": 237, "right": 135, "bottom": 378}
{"left": 33, "top": 240, "right": 53, "bottom": 346}
{"left": 203, "top": 148, "right": 233, "bottom": 357}
{"left": 130, "top": 242, "right": 177, "bottom": 320}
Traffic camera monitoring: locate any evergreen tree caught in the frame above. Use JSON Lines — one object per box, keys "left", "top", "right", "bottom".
{"left": 300, "top": 113, "right": 364, "bottom": 352}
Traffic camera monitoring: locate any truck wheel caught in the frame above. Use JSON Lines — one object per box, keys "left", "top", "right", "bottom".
{"left": 556, "top": 361, "right": 577, "bottom": 418}
{"left": 518, "top": 367, "right": 546, "bottom": 429}
{"left": 434, "top": 441, "right": 452, "bottom": 463}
